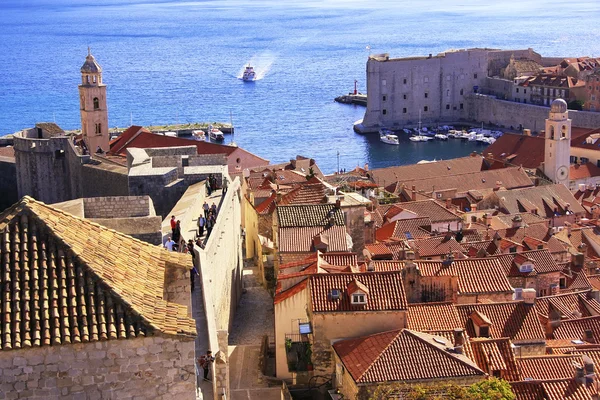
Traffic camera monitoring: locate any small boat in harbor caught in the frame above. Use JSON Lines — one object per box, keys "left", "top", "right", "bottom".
{"left": 192, "top": 130, "right": 206, "bottom": 141}
{"left": 208, "top": 128, "right": 224, "bottom": 141}
{"left": 409, "top": 134, "right": 432, "bottom": 142}
{"left": 242, "top": 65, "right": 256, "bottom": 81}
{"left": 379, "top": 129, "right": 400, "bottom": 145}
{"left": 434, "top": 133, "right": 448, "bottom": 140}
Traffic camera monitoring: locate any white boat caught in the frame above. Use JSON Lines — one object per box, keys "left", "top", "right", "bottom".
{"left": 192, "top": 130, "right": 206, "bottom": 140}
{"left": 434, "top": 133, "right": 448, "bottom": 140}
{"left": 164, "top": 131, "right": 177, "bottom": 137}
{"left": 208, "top": 128, "right": 224, "bottom": 141}
{"left": 380, "top": 133, "right": 400, "bottom": 145}
{"left": 409, "top": 135, "right": 432, "bottom": 142}
{"left": 467, "top": 132, "right": 477, "bottom": 141}
{"left": 242, "top": 65, "right": 256, "bottom": 81}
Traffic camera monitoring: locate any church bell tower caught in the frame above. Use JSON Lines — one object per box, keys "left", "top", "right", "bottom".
{"left": 78, "top": 48, "right": 109, "bottom": 153}
{"left": 543, "top": 98, "right": 571, "bottom": 186}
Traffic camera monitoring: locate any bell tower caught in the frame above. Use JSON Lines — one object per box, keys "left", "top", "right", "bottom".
{"left": 543, "top": 98, "right": 571, "bottom": 186}
{"left": 78, "top": 48, "right": 109, "bottom": 153}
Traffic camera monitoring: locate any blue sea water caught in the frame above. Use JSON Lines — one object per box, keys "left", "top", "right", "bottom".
{"left": 1, "top": 0, "right": 600, "bottom": 173}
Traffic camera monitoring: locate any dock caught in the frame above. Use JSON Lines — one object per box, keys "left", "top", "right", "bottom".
{"left": 335, "top": 93, "right": 367, "bottom": 106}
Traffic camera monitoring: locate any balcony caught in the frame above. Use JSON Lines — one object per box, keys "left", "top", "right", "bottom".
{"left": 285, "top": 333, "right": 313, "bottom": 372}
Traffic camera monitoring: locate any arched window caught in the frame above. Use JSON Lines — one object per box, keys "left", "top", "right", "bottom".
{"left": 561, "top": 125, "right": 568, "bottom": 138}
{"left": 93, "top": 97, "right": 99, "bottom": 110}
{"left": 550, "top": 126, "right": 555, "bottom": 140}
{"left": 95, "top": 123, "right": 102, "bottom": 135}
{"left": 86, "top": 76, "right": 90, "bottom": 84}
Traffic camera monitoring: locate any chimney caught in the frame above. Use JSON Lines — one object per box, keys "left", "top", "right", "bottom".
{"left": 574, "top": 253, "right": 585, "bottom": 268}
{"left": 445, "top": 198, "right": 452, "bottom": 209}
{"left": 565, "top": 221, "right": 572, "bottom": 237}
{"left": 276, "top": 191, "right": 282, "bottom": 203}
{"left": 584, "top": 329, "right": 595, "bottom": 343}
{"left": 483, "top": 213, "right": 492, "bottom": 227}
{"left": 335, "top": 199, "right": 341, "bottom": 209}
{"left": 522, "top": 288, "right": 536, "bottom": 305}
{"left": 584, "top": 356, "right": 595, "bottom": 386}
{"left": 453, "top": 329, "right": 465, "bottom": 354}
{"left": 523, "top": 129, "right": 531, "bottom": 136}
{"left": 471, "top": 203, "right": 477, "bottom": 212}
{"left": 495, "top": 180, "right": 502, "bottom": 190}
{"left": 512, "top": 215, "right": 523, "bottom": 229}
{"left": 575, "top": 364, "right": 585, "bottom": 384}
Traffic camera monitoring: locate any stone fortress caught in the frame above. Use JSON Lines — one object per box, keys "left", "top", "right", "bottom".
{"left": 357, "top": 48, "right": 600, "bottom": 134}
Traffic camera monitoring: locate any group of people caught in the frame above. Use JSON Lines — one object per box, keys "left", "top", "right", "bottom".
{"left": 205, "top": 174, "right": 229, "bottom": 196}
{"left": 198, "top": 201, "right": 218, "bottom": 240}
{"left": 164, "top": 216, "right": 182, "bottom": 252}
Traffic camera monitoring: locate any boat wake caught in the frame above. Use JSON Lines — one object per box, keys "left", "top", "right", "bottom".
{"left": 237, "top": 51, "right": 276, "bottom": 81}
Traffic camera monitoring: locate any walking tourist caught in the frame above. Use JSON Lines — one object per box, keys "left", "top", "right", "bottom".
{"left": 170, "top": 215, "right": 177, "bottom": 237}
{"left": 197, "top": 215, "right": 206, "bottom": 237}
{"left": 164, "top": 237, "right": 175, "bottom": 251}
{"left": 203, "top": 201, "right": 209, "bottom": 218}
{"left": 198, "top": 350, "right": 215, "bottom": 381}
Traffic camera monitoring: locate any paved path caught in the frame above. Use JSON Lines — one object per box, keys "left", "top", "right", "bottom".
{"left": 228, "top": 267, "right": 280, "bottom": 400}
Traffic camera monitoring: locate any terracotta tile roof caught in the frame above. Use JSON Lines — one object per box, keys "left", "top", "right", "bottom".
{"left": 332, "top": 329, "right": 485, "bottom": 384}
{"left": 484, "top": 133, "right": 545, "bottom": 169}
{"left": 406, "top": 302, "right": 462, "bottom": 332}
{"left": 551, "top": 316, "right": 600, "bottom": 342}
{"left": 276, "top": 204, "right": 345, "bottom": 227}
{"left": 410, "top": 236, "right": 465, "bottom": 257}
{"left": 370, "top": 156, "right": 485, "bottom": 187}
{"left": 493, "top": 249, "right": 562, "bottom": 277}
{"left": 364, "top": 243, "right": 394, "bottom": 259}
{"left": 562, "top": 271, "right": 594, "bottom": 294}
{"left": 495, "top": 185, "right": 586, "bottom": 218}
{"left": 278, "top": 182, "right": 327, "bottom": 206}
{"left": 35, "top": 122, "right": 64, "bottom": 136}
{"left": 493, "top": 213, "right": 548, "bottom": 229}
{"left": 517, "top": 355, "right": 584, "bottom": 381}
{"left": 387, "top": 167, "right": 533, "bottom": 196}
{"left": 376, "top": 217, "right": 431, "bottom": 241}
{"left": 278, "top": 226, "right": 349, "bottom": 253}
{"left": 520, "top": 73, "right": 583, "bottom": 89}
{"left": 309, "top": 272, "right": 407, "bottom": 313}
{"left": 0, "top": 197, "right": 196, "bottom": 350}
{"left": 370, "top": 258, "right": 514, "bottom": 295}
{"left": 392, "top": 200, "right": 462, "bottom": 225}
{"left": 320, "top": 252, "right": 358, "bottom": 267}
{"left": 511, "top": 379, "right": 593, "bottom": 400}
{"left": 462, "top": 240, "right": 501, "bottom": 257}
{"left": 571, "top": 163, "right": 600, "bottom": 180}
{"left": 469, "top": 337, "right": 521, "bottom": 381}
{"left": 456, "top": 302, "right": 546, "bottom": 344}
{"left": 273, "top": 278, "right": 309, "bottom": 305}
{"left": 536, "top": 291, "right": 600, "bottom": 320}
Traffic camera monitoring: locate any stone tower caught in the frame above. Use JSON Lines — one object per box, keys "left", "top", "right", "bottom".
{"left": 543, "top": 98, "right": 571, "bottom": 186}
{"left": 78, "top": 48, "right": 109, "bottom": 153}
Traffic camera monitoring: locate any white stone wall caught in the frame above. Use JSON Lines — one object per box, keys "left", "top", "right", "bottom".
{"left": 82, "top": 196, "right": 152, "bottom": 218}
{"left": 0, "top": 335, "right": 196, "bottom": 399}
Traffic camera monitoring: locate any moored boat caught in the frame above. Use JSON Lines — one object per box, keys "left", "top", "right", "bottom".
{"left": 434, "top": 133, "right": 448, "bottom": 140}
{"left": 380, "top": 132, "right": 400, "bottom": 145}
{"left": 242, "top": 65, "right": 256, "bottom": 81}
{"left": 208, "top": 128, "right": 224, "bottom": 141}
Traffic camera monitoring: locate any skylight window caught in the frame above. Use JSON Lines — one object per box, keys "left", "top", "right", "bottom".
{"left": 351, "top": 293, "right": 366, "bottom": 304}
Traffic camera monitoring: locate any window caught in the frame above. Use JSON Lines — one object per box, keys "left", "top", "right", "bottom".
{"left": 550, "top": 126, "right": 555, "bottom": 140}
{"left": 424, "top": 77, "right": 429, "bottom": 83}
{"left": 524, "top": 89, "right": 527, "bottom": 94}
{"left": 351, "top": 294, "right": 366, "bottom": 304}
{"left": 561, "top": 125, "right": 568, "bottom": 138}
{"left": 93, "top": 97, "right": 99, "bottom": 110}
{"left": 509, "top": 247, "right": 517, "bottom": 253}
{"left": 524, "top": 99, "right": 527, "bottom": 104}
{"left": 474, "top": 73, "right": 478, "bottom": 79}
{"left": 447, "top": 89, "right": 450, "bottom": 97}
{"left": 424, "top": 106, "right": 428, "bottom": 112}
{"left": 382, "top": 79, "right": 386, "bottom": 86}
{"left": 424, "top": 92, "right": 428, "bottom": 98}
{"left": 95, "top": 123, "right": 102, "bottom": 134}
{"left": 382, "top": 95, "right": 387, "bottom": 101}
{"left": 581, "top": 157, "right": 589, "bottom": 164}
{"left": 597, "top": 159, "right": 600, "bottom": 168}
{"left": 403, "top": 108, "right": 407, "bottom": 113}
{"left": 446, "top": 104, "right": 450, "bottom": 110}
{"left": 516, "top": 88, "right": 519, "bottom": 93}
{"left": 460, "top": 89, "right": 464, "bottom": 95}
{"left": 479, "top": 326, "right": 489, "bottom": 337}
{"left": 460, "top": 103, "right": 464, "bottom": 110}
{"left": 403, "top": 78, "right": 407, "bottom": 84}
{"left": 382, "top": 109, "right": 387, "bottom": 115}
{"left": 571, "top": 156, "right": 578, "bottom": 164}
{"left": 403, "top": 94, "right": 407, "bottom": 100}
{"left": 560, "top": 277, "right": 567, "bottom": 289}
{"left": 593, "top": 95, "right": 597, "bottom": 101}
{"left": 539, "top": 289, "right": 547, "bottom": 297}
{"left": 537, "top": 244, "right": 544, "bottom": 250}
{"left": 492, "top": 370, "right": 502, "bottom": 378}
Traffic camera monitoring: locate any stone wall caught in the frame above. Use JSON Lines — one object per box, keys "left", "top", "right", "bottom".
{"left": 0, "top": 156, "right": 17, "bottom": 212}
{"left": 81, "top": 163, "right": 129, "bottom": 198}
{"left": 188, "top": 154, "right": 227, "bottom": 166}
{"left": 343, "top": 205, "right": 366, "bottom": 255}
{"left": 83, "top": 196, "right": 152, "bottom": 218}
{"left": 0, "top": 335, "right": 196, "bottom": 399}
{"left": 468, "top": 94, "right": 600, "bottom": 132}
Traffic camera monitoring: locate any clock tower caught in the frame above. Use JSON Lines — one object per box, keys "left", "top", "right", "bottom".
{"left": 78, "top": 48, "right": 109, "bottom": 153}
{"left": 543, "top": 98, "right": 571, "bottom": 186}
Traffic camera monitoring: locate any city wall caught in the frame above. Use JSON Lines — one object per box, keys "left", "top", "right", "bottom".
{"left": 468, "top": 94, "right": 600, "bottom": 132}
{"left": 0, "top": 335, "right": 196, "bottom": 400}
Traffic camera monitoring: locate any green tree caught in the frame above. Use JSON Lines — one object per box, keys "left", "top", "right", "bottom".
{"left": 567, "top": 100, "right": 584, "bottom": 111}
{"left": 305, "top": 167, "right": 316, "bottom": 180}
{"left": 368, "top": 378, "right": 515, "bottom": 400}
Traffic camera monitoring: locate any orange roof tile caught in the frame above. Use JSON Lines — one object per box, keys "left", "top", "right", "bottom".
{"left": 406, "top": 302, "right": 462, "bottom": 332}
{"left": 469, "top": 338, "right": 521, "bottom": 381}
{"left": 333, "top": 329, "right": 485, "bottom": 384}
{"left": 517, "top": 355, "right": 584, "bottom": 381}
